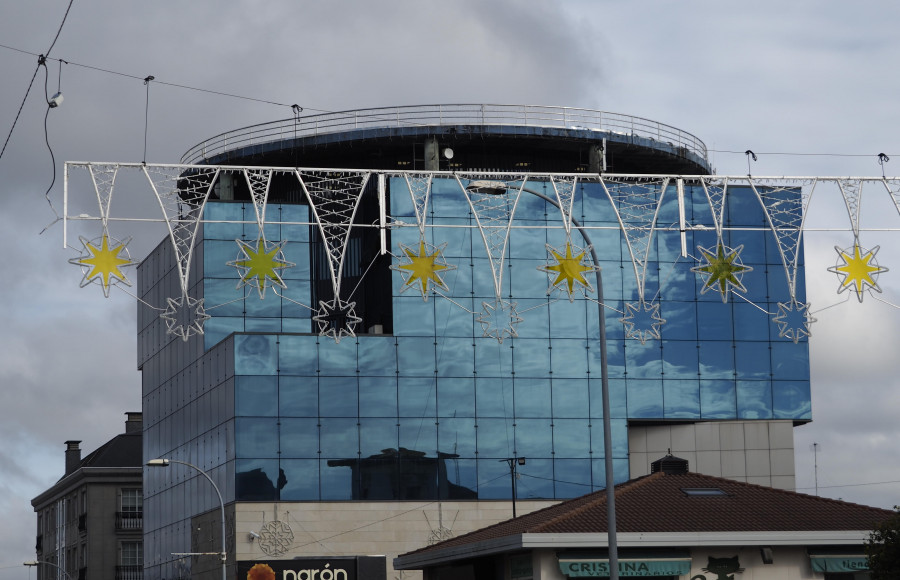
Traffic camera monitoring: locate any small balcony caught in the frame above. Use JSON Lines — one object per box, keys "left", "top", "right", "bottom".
{"left": 116, "top": 512, "right": 143, "bottom": 530}
{"left": 116, "top": 566, "right": 142, "bottom": 580}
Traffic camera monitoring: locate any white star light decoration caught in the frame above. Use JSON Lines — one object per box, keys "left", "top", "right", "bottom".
{"left": 69, "top": 234, "right": 137, "bottom": 297}
{"left": 313, "top": 298, "right": 362, "bottom": 343}
{"left": 620, "top": 301, "right": 666, "bottom": 344}
{"left": 161, "top": 295, "right": 211, "bottom": 342}
{"left": 773, "top": 299, "right": 815, "bottom": 343}
{"left": 476, "top": 299, "right": 522, "bottom": 343}
{"left": 226, "top": 237, "right": 294, "bottom": 299}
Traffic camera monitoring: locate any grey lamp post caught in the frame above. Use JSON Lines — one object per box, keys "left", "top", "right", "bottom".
{"left": 24, "top": 560, "right": 75, "bottom": 580}
{"left": 146, "top": 458, "right": 227, "bottom": 580}
{"left": 466, "top": 180, "right": 619, "bottom": 580}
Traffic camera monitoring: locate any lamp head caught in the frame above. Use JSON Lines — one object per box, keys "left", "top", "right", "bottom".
{"left": 146, "top": 458, "right": 171, "bottom": 467}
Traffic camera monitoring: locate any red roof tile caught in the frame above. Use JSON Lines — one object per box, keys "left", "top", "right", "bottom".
{"left": 402, "top": 471, "right": 893, "bottom": 557}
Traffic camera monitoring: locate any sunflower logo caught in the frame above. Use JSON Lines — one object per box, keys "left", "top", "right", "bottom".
{"left": 247, "top": 563, "right": 276, "bottom": 580}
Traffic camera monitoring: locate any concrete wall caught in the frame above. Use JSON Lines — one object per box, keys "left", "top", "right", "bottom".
{"left": 230, "top": 500, "right": 557, "bottom": 580}
{"left": 628, "top": 420, "right": 796, "bottom": 490}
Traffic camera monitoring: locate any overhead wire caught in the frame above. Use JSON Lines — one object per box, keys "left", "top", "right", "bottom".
{"left": 0, "top": 0, "right": 75, "bottom": 163}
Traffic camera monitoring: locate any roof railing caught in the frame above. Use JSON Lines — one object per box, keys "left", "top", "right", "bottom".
{"left": 181, "top": 104, "right": 708, "bottom": 165}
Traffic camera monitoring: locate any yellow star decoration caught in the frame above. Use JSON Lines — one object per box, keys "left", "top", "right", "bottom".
{"left": 539, "top": 241, "right": 595, "bottom": 300}
{"left": 393, "top": 240, "right": 454, "bottom": 299}
{"left": 69, "top": 234, "right": 136, "bottom": 297}
{"left": 828, "top": 243, "right": 887, "bottom": 302}
{"left": 227, "top": 238, "right": 294, "bottom": 298}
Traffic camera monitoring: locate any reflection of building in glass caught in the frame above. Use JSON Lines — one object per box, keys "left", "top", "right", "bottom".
{"left": 139, "top": 106, "right": 810, "bottom": 580}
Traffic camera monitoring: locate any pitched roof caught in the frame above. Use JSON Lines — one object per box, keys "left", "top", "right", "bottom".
{"left": 74, "top": 431, "right": 142, "bottom": 470}
{"left": 402, "top": 471, "right": 893, "bottom": 558}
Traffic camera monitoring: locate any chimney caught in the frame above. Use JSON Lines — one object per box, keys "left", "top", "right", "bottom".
{"left": 125, "top": 412, "right": 143, "bottom": 434}
{"left": 65, "top": 441, "right": 82, "bottom": 475}
{"left": 650, "top": 454, "right": 689, "bottom": 475}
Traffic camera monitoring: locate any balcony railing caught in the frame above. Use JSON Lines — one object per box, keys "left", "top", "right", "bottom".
{"left": 116, "top": 512, "right": 143, "bottom": 530}
{"left": 116, "top": 566, "right": 143, "bottom": 580}
{"left": 180, "top": 104, "right": 709, "bottom": 166}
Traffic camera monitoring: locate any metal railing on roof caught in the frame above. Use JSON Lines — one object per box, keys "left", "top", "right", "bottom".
{"left": 180, "top": 104, "right": 708, "bottom": 165}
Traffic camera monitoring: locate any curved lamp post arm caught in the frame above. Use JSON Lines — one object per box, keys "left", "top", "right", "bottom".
{"left": 147, "top": 458, "right": 227, "bottom": 580}
{"left": 465, "top": 181, "right": 620, "bottom": 580}
{"left": 24, "top": 560, "right": 75, "bottom": 580}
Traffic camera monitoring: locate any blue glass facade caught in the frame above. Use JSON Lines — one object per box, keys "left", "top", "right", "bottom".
{"left": 140, "top": 175, "right": 809, "bottom": 578}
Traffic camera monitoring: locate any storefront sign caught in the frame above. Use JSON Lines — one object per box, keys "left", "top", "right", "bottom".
{"left": 239, "top": 557, "right": 385, "bottom": 580}
{"left": 810, "top": 556, "right": 869, "bottom": 572}
{"left": 559, "top": 558, "right": 691, "bottom": 577}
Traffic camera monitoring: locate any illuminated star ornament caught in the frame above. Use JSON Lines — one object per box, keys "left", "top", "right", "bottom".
{"left": 227, "top": 237, "right": 294, "bottom": 298}
{"left": 313, "top": 298, "right": 362, "bottom": 343}
{"left": 476, "top": 299, "right": 522, "bottom": 343}
{"left": 392, "top": 239, "right": 455, "bottom": 300}
{"left": 160, "top": 295, "right": 210, "bottom": 341}
{"left": 827, "top": 243, "right": 887, "bottom": 302}
{"left": 69, "top": 234, "right": 137, "bottom": 297}
{"left": 773, "top": 299, "right": 815, "bottom": 344}
{"left": 620, "top": 301, "right": 666, "bottom": 344}
{"left": 691, "top": 243, "right": 752, "bottom": 302}
{"left": 538, "top": 240, "right": 596, "bottom": 301}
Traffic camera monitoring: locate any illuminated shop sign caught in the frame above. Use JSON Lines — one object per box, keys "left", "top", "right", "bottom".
{"left": 239, "top": 557, "right": 386, "bottom": 580}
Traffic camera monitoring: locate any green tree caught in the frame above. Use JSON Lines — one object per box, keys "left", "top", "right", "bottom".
{"left": 866, "top": 506, "right": 900, "bottom": 579}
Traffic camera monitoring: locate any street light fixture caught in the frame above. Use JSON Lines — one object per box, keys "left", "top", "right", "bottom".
{"left": 23, "top": 560, "right": 74, "bottom": 580}
{"left": 466, "top": 180, "right": 620, "bottom": 580}
{"left": 500, "top": 457, "right": 526, "bottom": 518}
{"left": 146, "top": 458, "right": 227, "bottom": 580}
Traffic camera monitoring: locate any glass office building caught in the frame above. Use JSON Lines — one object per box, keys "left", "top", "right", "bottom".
{"left": 139, "top": 106, "right": 809, "bottom": 580}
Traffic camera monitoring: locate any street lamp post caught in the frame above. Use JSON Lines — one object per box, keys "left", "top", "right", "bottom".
{"left": 146, "top": 458, "right": 227, "bottom": 580}
{"left": 466, "top": 180, "right": 619, "bottom": 580}
{"left": 24, "top": 560, "right": 75, "bottom": 580}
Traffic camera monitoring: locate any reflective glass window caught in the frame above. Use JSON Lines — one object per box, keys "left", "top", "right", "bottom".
{"left": 318, "top": 340, "right": 357, "bottom": 376}
{"left": 357, "top": 337, "right": 397, "bottom": 377}
{"left": 474, "top": 338, "right": 513, "bottom": 377}
{"left": 698, "top": 341, "right": 735, "bottom": 379}
{"left": 235, "top": 458, "right": 279, "bottom": 501}
{"left": 398, "top": 377, "right": 437, "bottom": 418}
{"left": 235, "top": 376, "right": 277, "bottom": 417}
{"left": 399, "top": 417, "right": 438, "bottom": 455}
{"left": 661, "top": 340, "right": 699, "bottom": 378}
{"left": 438, "top": 417, "right": 476, "bottom": 457}
{"left": 512, "top": 339, "right": 551, "bottom": 377}
{"left": 553, "top": 458, "right": 593, "bottom": 498}
{"left": 359, "top": 419, "right": 398, "bottom": 457}
{"left": 626, "top": 379, "right": 663, "bottom": 418}
{"left": 392, "top": 297, "right": 436, "bottom": 337}
{"left": 624, "top": 342, "right": 662, "bottom": 378}
{"left": 771, "top": 341, "right": 810, "bottom": 380}
{"left": 773, "top": 380, "right": 811, "bottom": 419}
{"left": 319, "top": 377, "right": 358, "bottom": 417}
{"left": 319, "top": 418, "right": 359, "bottom": 458}
{"left": 475, "top": 418, "right": 515, "bottom": 458}
{"left": 235, "top": 418, "right": 278, "bottom": 458}
{"left": 279, "top": 376, "right": 317, "bottom": 417}
{"left": 436, "top": 338, "right": 474, "bottom": 377}
{"left": 700, "top": 379, "right": 737, "bottom": 418}
{"left": 736, "top": 380, "right": 773, "bottom": 419}
{"left": 514, "top": 379, "right": 551, "bottom": 418}
{"left": 397, "top": 337, "right": 436, "bottom": 376}
{"left": 515, "top": 458, "right": 553, "bottom": 499}
{"left": 437, "top": 378, "right": 475, "bottom": 418}
{"left": 663, "top": 380, "right": 701, "bottom": 419}
{"left": 551, "top": 379, "right": 589, "bottom": 419}
{"left": 475, "top": 378, "right": 514, "bottom": 418}
{"left": 735, "top": 341, "right": 771, "bottom": 379}
{"left": 551, "top": 339, "right": 588, "bottom": 378}
{"left": 553, "top": 419, "right": 590, "bottom": 457}
{"left": 278, "top": 459, "right": 318, "bottom": 500}
{"left": 280, "top": 418, "right": 318, "bottom": 457}
{"left": 320, "top": 459, "right": 355, "bottom": 500}
{"left": 234, "top": 335, "right": 277, "bottom": 375}
{"left": 358, "top": 376, "right": 398, "bottom": 417}
{"left": 278, "top": 335, "right": 318, "bottom": 376}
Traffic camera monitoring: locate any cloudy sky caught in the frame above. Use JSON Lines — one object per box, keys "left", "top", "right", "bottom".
{"left": 2, "top": 1, "right": 900, "bottom": 577}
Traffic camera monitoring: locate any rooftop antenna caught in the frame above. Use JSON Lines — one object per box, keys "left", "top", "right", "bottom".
{"left": 813, "top": 442, "right": 819, "bottom": 496}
